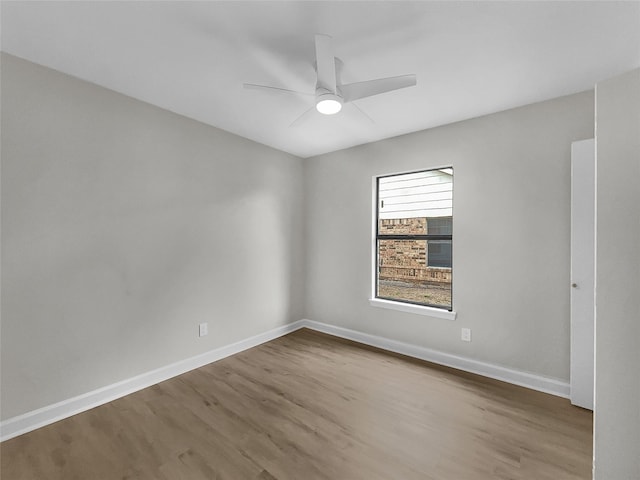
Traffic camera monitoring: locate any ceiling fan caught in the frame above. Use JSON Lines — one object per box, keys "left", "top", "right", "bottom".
{"left": 243, "top": 34, "right": 417, "bottom": 124}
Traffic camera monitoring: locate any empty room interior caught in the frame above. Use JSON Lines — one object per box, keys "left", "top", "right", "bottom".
{"left": 1, "top": 2, "right": 639, "bottom": 479}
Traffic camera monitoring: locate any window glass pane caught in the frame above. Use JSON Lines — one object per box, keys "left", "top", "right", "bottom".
{"left": 426, "top": 216, "right": 452, "bottom": 235}
{"left": 378, "top": 169, "right": 452, "bottom": 234}
{"left": 427, "top": 240, "right": 452, "bottom": 267}
{"left": 378, "top": 239, "right": 452, "bottom": 308}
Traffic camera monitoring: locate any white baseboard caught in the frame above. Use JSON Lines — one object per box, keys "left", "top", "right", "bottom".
{"left": 0, "top": 320, "right": 306, "bottom": 442}
{"left": 301, "top": 320, "right": 570, "bottom": 398}
{"left": 1, "top": 318, "right": 569, "bottom": 442}
{"left": 299, "top": 319, "right": 570, "bottom": 399}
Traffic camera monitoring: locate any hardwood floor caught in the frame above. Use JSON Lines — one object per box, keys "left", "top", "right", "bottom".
{"left": 1, "top": 328, "right": 593, "bottom": 479}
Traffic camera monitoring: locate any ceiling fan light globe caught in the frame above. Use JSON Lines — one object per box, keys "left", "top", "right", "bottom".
{"left": 316, "top": 93, "right": 342, "bottom": 115}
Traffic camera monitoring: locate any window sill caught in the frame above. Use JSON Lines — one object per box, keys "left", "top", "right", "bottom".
{"left": 369, "top": 298, "right": 457, "bottom": 320}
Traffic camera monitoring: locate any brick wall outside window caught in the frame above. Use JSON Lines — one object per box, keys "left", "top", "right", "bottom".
{"left": 378, "top": 218, "right": 452, "bottom": 284}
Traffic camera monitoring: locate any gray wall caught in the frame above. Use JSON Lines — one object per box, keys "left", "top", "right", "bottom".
{"left": 594, "top": 68, "right": 640, "bottom": 479}
{"left": 304, "top": 91, "right": 594, "bottom": 381}
{"left": 1, "top": 54, "right": 305, "bottom": 419}
{"left": 0, "top": 51, "right": 604, "bottom": 426}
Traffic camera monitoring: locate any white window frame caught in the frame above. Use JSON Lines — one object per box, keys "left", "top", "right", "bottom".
{"left": 369, "top": 167, "right": 457, "bottom": 321}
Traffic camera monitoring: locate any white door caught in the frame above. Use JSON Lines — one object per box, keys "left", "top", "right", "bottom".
{"left": 570, "top": 138, "right": 595, "bottom": 410}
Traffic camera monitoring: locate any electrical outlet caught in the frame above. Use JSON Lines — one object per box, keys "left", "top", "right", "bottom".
{"left": 199, "top": 322, "right": 208, "bottom": 337}
{"left": 461, "top": 328, "right": 471, "bottom": 342}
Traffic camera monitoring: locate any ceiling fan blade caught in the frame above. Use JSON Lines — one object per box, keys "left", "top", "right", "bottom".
{"left": 243, "top": 83, "right": 314, "bottom": 97}
{"left": 315, "top": 34, "right": 336, "bottom": 94}
{"left": 289, "top": 105, "right": 317, "bottom": 128}
{"left": 340, "top": 74, "right": 416, "bottom": 102}
{"left": 350, "top": 102, "right": 376, "bottom": 124}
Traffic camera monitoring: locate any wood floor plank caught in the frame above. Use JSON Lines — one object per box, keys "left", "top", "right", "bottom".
{"left": 1, "top": 328, "right": 593, "bottom": 479}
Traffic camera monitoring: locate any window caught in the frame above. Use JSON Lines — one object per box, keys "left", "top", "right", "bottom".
{"left": 374, "top": 168, "right": 453, "bottom": 311}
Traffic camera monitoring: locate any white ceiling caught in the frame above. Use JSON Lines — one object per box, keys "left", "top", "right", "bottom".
{"left": 2, "top": 1, "right": 639, "bottom": 158}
